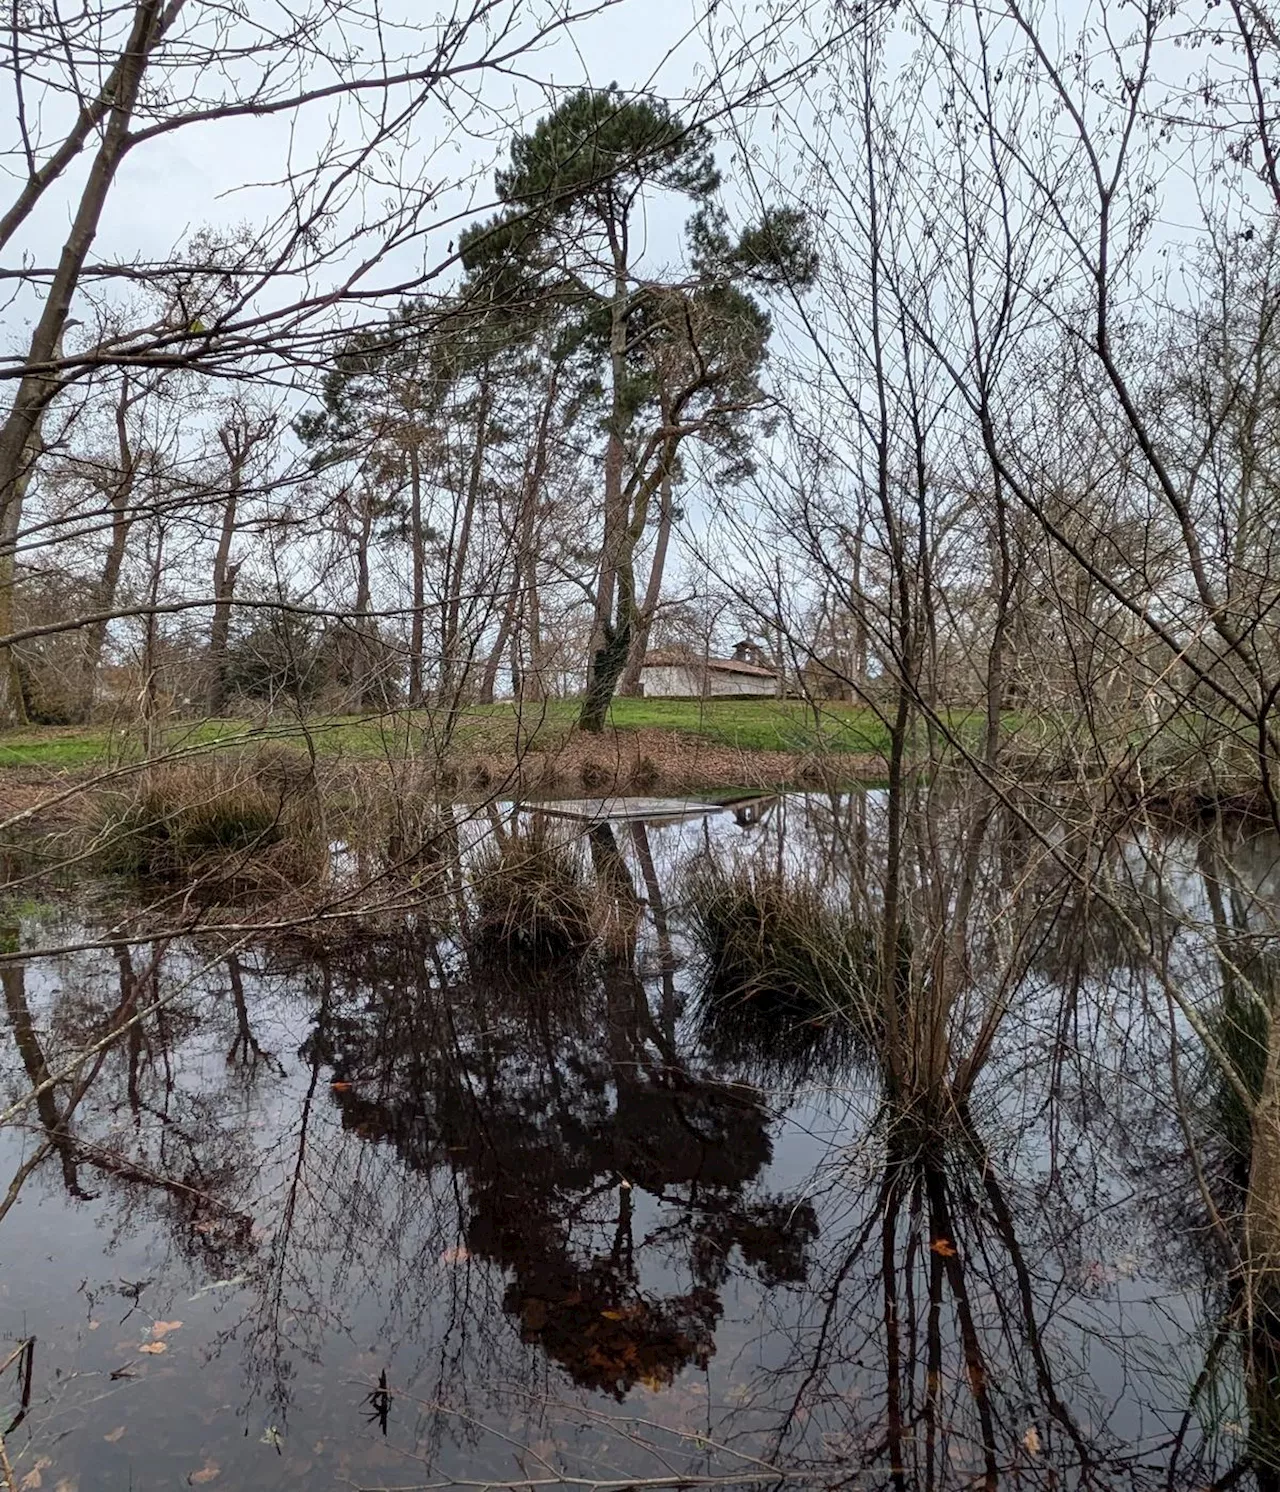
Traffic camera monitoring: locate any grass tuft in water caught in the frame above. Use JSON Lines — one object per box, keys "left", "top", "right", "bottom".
{"left": 470, "top": 827, "right": 596, "bottom": 962}
{"left": 88, "top": 751, "right": 321, "bottom": 882}
{"left": 684, "top": 860, "right": 881, "bottom": 1048}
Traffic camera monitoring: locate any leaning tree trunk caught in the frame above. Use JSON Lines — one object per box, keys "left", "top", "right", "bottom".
{"left": 477, "top": 586, "right": 518, "bottom": 706}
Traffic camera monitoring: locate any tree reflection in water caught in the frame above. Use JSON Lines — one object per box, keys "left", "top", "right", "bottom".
{"left": 0, "top": 793, "right": 1277, "bottom": 1489}
{"left": 307, "top": 820, "right": 817, "bottom": 1402}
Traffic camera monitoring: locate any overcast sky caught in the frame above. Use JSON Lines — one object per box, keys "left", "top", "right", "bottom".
{"left": 3, "top": 0, "right": 723, "bottom": 368}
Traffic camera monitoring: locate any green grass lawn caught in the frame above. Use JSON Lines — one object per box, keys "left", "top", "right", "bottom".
{"left": 601, "top": 697, "right": 895, "bottom": 752}
{"left": 0, "top": 697, "right": 908, "bottom": 770}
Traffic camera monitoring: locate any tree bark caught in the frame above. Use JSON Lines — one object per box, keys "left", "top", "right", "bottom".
{"left": 350, "top": 485, "right": 377, "bottom": 709}
{"left": 440, "top": 369, "right": 491, "bottom": 711}
{"left": 477, "top": 587, "right": 517, "bottom": 705}
{"left": 580, "top": 251, "right": 632, "bottom": 727}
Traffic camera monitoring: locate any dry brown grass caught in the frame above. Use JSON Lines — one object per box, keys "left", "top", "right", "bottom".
{"left": 684, "top": 858, "right": 882, "bottom": 1045}
{"left": 86, "top": 747, "right": 325, "bottom": 886}
{"left": 469, "top": 825, "right": 596, "bottom": 961}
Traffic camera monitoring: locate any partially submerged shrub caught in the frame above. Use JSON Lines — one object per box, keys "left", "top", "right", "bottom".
{"left": 685, "top": 860, "right": 881, "bottom": 1050}
{"left": 470, "top": 828, "right": 595, "bottom": 961}
{"left": 90, "top": 752, "right": 321, "bottom": 883}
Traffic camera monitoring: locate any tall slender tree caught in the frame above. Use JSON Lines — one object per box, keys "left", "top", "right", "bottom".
{"left": 464, "top": 87, "right": 816, "bottom": 730}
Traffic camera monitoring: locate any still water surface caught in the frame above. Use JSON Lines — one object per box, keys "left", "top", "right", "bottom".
{"left": 0, "top": 791, "right": 1274, "bottom": 1489}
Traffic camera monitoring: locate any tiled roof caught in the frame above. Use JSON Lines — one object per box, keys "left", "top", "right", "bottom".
{"left": 641, "top": 652, "right": 776, "bottom": 678}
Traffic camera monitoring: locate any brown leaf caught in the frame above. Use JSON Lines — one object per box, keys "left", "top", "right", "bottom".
{"left": 438, "top": 1245, "right": 469, "bottom": 1266}
{"left": 103, "top": 1427, "right": 126, "bottom": 1444}
{"left": 20, "top": 1459, "right": 51, "bottom": 1490}
{"left": 188, "top": 1462, "right": 220, "bottom": 1485}
{"left": 1022, "top": 1426, "right": 1042, "bottom": 1455}
{"left": 86, "top": 1320, "right": 99, "bottom": 1331}
{"left": 138, "top": 1341, "right": 167, "bottom": 1355}
{"left": 150, "top": 1321, "right": 183, "bottom": 1338}
{"left": 929, "top": 1237, "right": 957, "bottom": 1257}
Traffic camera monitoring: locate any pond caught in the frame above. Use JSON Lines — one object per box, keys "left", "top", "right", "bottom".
{"left": 0, "top": 790, "right": 1277, "bottom": 1490}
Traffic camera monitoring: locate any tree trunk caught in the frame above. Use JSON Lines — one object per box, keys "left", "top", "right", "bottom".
{"left": 81, "top": 377, "right": 139, "bottom": 718}
{"left": 207, "top": 429, "right": 245, "bottom": 717}
{"left": 580, "top": 436, "right": 676, "bottom": 733}
{"left": 407, "top": 440, "right": 426, "bottom": 707}
{"left": 582, "top": 257, "right": 631, "bottom": 714}
{"left": 140, "top": 524, "right": 165, "bottom": 759}
{"left": 0, "top": 0, "right": 171, "bottom": 727}
{"left": 477, "top": 587, "right": 517, "bottom": 706}
{"left": 440, "top": 369, "right": 491, "bottom": 711}
{"left": 516, "top": 363, "right": 559, "bottom": 702}
{"left": 619, "top": 466, "right": 674, "bottom": 696}
{"left": 350, "top": 486, "right": 377, "bottom": 709}
{"left": 0, "top": 480, "right": 28, "bottom": 725}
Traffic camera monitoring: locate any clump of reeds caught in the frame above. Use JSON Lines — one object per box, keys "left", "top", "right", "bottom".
{"left": 89, "top": 750, "right": 322, "bottom": 884}
{"left": 332, "top": 759, "right": 452, "bottom": 877}
{"left": 470, "top": 826, "right": 596, "bottom": 961}
{"left": 684, "top": 859, "right": 881, "bottom": 1050}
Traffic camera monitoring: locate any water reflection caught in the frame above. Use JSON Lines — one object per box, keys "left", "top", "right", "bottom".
{"left": 0, "top": 792, "right": 1276, "bottom": 1489}
{"left": 306, "top": 940, "right": 816, "bottom": 1400}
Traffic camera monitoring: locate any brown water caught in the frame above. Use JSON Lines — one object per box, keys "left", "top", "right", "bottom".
{"left": 0, "top": 792, "right": 1274, "bottom": 1490}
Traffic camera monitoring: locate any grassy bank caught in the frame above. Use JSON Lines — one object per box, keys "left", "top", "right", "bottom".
{"left": 0, "top": 697, "right": 901, "bottom": 771}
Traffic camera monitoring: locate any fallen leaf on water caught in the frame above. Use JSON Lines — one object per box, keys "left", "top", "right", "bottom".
{"left": 439, "top": 1245, "right": 469, "bottom": 1266}
{"left": 930, "top": 1238, "right": 957, "bottom": 1257}
{"left": 150, "top": 1321, "right": 183, "bottom": 1338}
{"left": 1022, "top": 1426, "right": 1042, "bottom": 1455}
{"left": 600, "top": 1309, "right": 625, "bottom": 1321}
{"left": 188, "top": 1461, "right": 220, "bottom": 1484}
{"left": 329, "top": 1081, "right": 352, "bottom": 1093}
{"left": 103, "top": 1427, "right": 126, "bottom": 1444}
{"left": 20, "top": 1459, "right": 51, "bottom": 1490}
{"left": 138, "top": 1342, "right": 167, "bottom": 1355}
{"left": 86, "top": 1320, "right": 99, "bottom": 1331}
{"left": 53, "top": 1480, "right": 77, "bottom": 1492}
{"left": 260, "top": 1426, "right": 283, "bottom": 1451}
